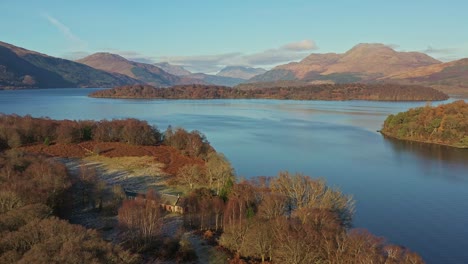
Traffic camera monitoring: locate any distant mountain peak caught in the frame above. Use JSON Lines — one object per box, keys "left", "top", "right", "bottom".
{"left": 154, "top": 62, "right": 192, "bottom": 76}
{"left": 78, "top": 52, "right": 128, "bottom": 62}
{"left": 217, "top": 65, "right": 266, "bottom": 79}
{"left": 351, "top": 43, "right": 390, "bottom": 49}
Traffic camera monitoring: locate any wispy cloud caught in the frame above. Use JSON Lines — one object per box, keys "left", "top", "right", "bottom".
{"left": 62, "top": 51, "right": 91, "bottom": 60}
{"left": 157, "top": 39, "right": 319, "bottom": 73}
{"left": 421, "top": 45, "right": 463, "bottom": 62}
{"left": 158, "top": 53, "right": 242, "bottom": 73}
{"left": 281, "top": 39, "right": 318, "bottom": 51}
{"left": 42, "top": 13, "right": 87, "bottom": 50}
{"left": 385, "top": 43, "right": 400, "bottom": 49}
{"left": 422, "top": 45, "right": 458, "bottom": 55}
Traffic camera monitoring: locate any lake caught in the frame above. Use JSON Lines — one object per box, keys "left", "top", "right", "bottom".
{"left": 1, "top": 88, "right": 467, "bottom": 264}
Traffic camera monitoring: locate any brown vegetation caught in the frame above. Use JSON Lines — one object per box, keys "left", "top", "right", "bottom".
{"left": 0, "top": 114, "right": 212, "bottom": 175}
{"left": 0, "top": 114, "right": 426, "bottom": 263}
{"left": 0, "top": 151, "right": 139, "bottom": 263}
{"left": 89, "top": 83, "right": 449, "bottom": 101}
{"left": 381, "top": 100, "right": 468, "bottom": 148}
{"left": 183, "top": 172, "right": 424, "bottom": 264}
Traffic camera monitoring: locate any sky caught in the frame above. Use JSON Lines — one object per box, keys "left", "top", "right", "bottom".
{"left": 1, "top": 0, "right": 467, "bottom": 73}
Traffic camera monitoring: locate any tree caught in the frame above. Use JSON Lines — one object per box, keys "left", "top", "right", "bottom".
{"left": 176, "top": 164, "right": 205, "bottom": 190}
{"left": 118, "top": 190, "right": 163, "bottom": 248}
{"left": 270, "top": 172, "right": 354, "bottom": 227}
{"left": 206, "top": 152, "right": 235, "bottom": 195}
{"left": 242, "top": 217, "right": 274, "bottom": 263}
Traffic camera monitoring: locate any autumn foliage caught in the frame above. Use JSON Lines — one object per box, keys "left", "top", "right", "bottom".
{"left": 382, "top": 100, "right": 468, "bottom": 148}
{"left": 89, "top": 83, "right": 449, "bottom": 101}
{"left": 0, "top": 151, "right": 138, "bottom": 263}
{"left": 184, "top": 172, "right": 423, "bottom": 264}
{"left": 0, "top": 114, "right": 160, "bottom": 150}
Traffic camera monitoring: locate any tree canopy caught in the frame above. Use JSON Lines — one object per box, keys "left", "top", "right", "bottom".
{"left": 381, "top": 100, "right": 468, "bottom": 148}
{"left": 89, "top": 83, "right": 449, "bottom": 101}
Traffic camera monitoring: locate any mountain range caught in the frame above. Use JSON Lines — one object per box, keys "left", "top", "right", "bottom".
{"left": 0, "top": 41, "right": 265, "bottom": 89}
{"left": 0, "top": 41, "right": 467, "bottom": 95}
{"left": 0, "top": 41, "right": 139, "bottom": 88}
{"left": 154, "top": 62, "right": 253, "bottom": 86}
{"left": 250, "top": 43, "right": 468, "bottom": 95}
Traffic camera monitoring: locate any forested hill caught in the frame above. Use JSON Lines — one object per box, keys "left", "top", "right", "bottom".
{"left": 381, "top": 100, "right": 468, "bottom": 148}
{"left": 88, "top": 83, "right": 449, "bottom": 101}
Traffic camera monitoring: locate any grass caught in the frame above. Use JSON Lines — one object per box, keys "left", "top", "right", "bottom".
{"left": 82, "top": 155, "right": 182, "bottom": 194}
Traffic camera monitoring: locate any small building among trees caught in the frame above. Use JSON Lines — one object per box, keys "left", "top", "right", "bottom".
{"left": 124, "top": 189, "right": 184, "bottom": 214}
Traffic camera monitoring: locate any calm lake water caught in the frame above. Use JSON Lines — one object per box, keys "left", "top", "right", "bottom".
{"left": 1, "top": 88, "right": 467, "bottom": 264}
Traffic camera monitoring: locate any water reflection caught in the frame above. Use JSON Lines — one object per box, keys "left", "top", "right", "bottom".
{"left": 383, "top": 136, "right": 468, "bottom": 181}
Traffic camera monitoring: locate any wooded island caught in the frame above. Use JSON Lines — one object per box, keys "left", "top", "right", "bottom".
{"left": 88, "top": 83, "right": 449, "bottom": 101}
{"left": 381, "top": 100, "right": 468, "bottom": 148}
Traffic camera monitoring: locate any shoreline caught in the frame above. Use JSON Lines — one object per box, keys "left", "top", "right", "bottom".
{"left": 380, "top": 131, "right": 468, "bottom": 149}
{"left": 88, "top": 95, "right": 451, "bottom": 102}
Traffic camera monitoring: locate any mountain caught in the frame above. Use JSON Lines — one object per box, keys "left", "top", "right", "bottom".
{"left": 154, "top": 62, "right": 192, "bottom": 76}
{"left": 0, "top": 41, "right": 140, "bottom": 89}
{"left": 154, "top": 62, "right": 247, "bottom": 86}
{"left": 77, "top": 53, "right": 190, "bottom": 87}
{"left": 216, "top": 66, "right": 266, "bottom": 79}
{"left": 382, "top": 58, "right": 468, "bottom": 95}
{"left": 189, "top": 73, "right": 245, "bottom": 87}
{"left": 251, "top": 43, "right": 441, "bottom": 83}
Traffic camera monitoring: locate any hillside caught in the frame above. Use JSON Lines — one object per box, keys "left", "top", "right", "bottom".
{"left": 251, "top": 43, "right": 441, "bottom": 84}
{"left": 216, "top": 66, "right": 266, "bottom": 79}
{"left": 189, "top": 73, "right": 245, "bottom": 86}
{"left": 88, "top": 83, "right": 449, "bottom": 101}
{"left": 154, "top": 62, "right": 192, "bottom": 76}
{"left": 383, "top": 58, "right": 468, "bottom": 96}
{"left": 0, "top": 41, "right": 140, "bottom": 88}
{"left": 77, "top": 53, "right": 191, "bottom": 87}
{"left": 381, "top": 100, "right": 468, "bottom": 148}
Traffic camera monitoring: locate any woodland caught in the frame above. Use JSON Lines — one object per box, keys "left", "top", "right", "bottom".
{"left": 381, "top": 100, "right": 468, "bottom": 148}
{"left": 0, "top": 114, "right": 425, "bottom": 263}
{"left": 88, "top": 83, "right": 449, "bottom": 101}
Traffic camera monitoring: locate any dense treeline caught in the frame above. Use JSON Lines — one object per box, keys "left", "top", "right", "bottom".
{"left": 182, "top": 172, "right": 424, "bottom": 263}
{"left": 381, "top": 100, "right": 468, "bottom": 148}
{"left": 0, "top": 114, "right": 215, "bottom": 159}
{"left": 0, "top": 151, "right": 138, "bottom": 263}
{"left": 89, "top": 83, "right": 449, "bottom": 101}
{"left": 0, "top": 114, "right": 159, "bottom": 149}
{"left": 163, "top": 125, "right": 214, "bottom": 159}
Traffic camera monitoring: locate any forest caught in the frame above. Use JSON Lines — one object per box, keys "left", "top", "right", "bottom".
{"left": 0, "top": 114, "right": 425, "bottom": 263}
{"left": 381, "top": 100, "right": 468, "bottom": 148}
{"left": 88, "top": 83, "right": 449, "bottom": 101}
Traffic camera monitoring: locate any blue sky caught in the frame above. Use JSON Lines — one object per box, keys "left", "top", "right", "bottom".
{"left": 1, "top": 0, "right": 467, "bottom": 73}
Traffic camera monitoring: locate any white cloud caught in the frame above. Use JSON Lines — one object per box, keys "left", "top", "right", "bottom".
{"left": 157, "top": 40, "right": 318, "bottom": 72}
{"left": 42, "top": 13, "right": 87, "bottom": 50}
{"left": 281, "top": 39, "right": 318, "bottom": 51}
{"left": 158, "top": 53, "right": 242, "bottom": 73}
{"left": 62, "top": 51, "right": 90, "bottom": 60}
{"left": 385, "top": 43, "right": 400, "bottom": 49}
{"left": 422, "top": 45, "right": 458, "bottom": 55}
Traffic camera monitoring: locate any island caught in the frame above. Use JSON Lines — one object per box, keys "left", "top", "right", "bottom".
{"left": 381, "top": 100, "right": 468, "bottom": 148}
{"left": 0, "top": 113, "right": 424, "bottom": 263}
{"left": 88, "top": 83, "right": 449, "bottom": 101}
